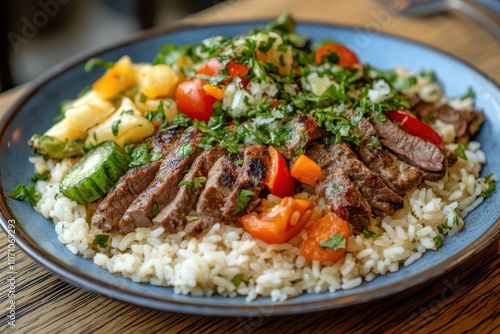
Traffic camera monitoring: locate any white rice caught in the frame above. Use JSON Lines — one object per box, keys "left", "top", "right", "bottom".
{"left": 32, "top": 141, "right": 494, "bottom": 302}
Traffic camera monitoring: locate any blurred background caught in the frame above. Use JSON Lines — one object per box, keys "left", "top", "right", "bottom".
{"left": 0, "top": 0, "right": 222, "bottom": 92}
{"left": 1, "top": 0, "right": 498, "bottom": 92}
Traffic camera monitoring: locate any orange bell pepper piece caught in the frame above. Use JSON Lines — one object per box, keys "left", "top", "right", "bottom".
{"left": 300, "top": 212, "right": 349, "bottom": 262}
{"left": 290, "top": 154, "right": 325, "bottom": 186}
{"left": 241, "top": 197, "right": 315, "bottom": 244}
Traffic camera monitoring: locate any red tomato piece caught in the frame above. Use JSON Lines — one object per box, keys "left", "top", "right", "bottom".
{"left": 265, "top": 146, "right": 296, "bottom": 198}
{"left": 315, "top": 42, "right": 360, "bottom": 67}
{"left": 197, "top": 58, "right": 224, "bottom": 77}
{"left": 241, "top": 197, "right": 316, "bottom": 244}
{"left": 227, "top": 61, "right": 249, "bottom": 78}
{"left": 384, "top": 110, "right": 444, "bottom": 146}
{"left": 300, "top": 212, "right": 349, "bottom": 263}
{"left": 175, "top": 79, "right": 217, "bottom": 122}
{"left": 197, "top": 59, "right": 249, "bottom": 79}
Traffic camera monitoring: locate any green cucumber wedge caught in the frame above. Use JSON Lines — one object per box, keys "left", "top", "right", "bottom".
{"left": 60, "top": 140, "right": 131, "bottom": 204}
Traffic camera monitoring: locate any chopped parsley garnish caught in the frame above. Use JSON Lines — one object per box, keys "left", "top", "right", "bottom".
{"left": 480, "top": 174, "right": 496, "bottom": 198}
{"left": 93, "top": 234, "right": 109, "bottom": 248}
{"left": 146, "top": 101, "right": 166, "bottom": 122}
{"left": 185, "top": 215, "right": 200, "bottom": 221}
{"left": 111, "top": 119, "right": 121, "bottom": 136}
{"left": 139, "top": 93, "right": 148, "bottom": 103}
{"left": 152, "top": 202, "right": 159, "bottom": 217}
{"left": 231, "top": 274, "right": 244, "bottom": 287}
{"left": 320, "top": 233, "right": 346, "bottom": 251}
{"left": 460, "top": 87, "right": 475, "bottom": 100}
{"left": 6, "top": 184, "right": 41, "bottom": 206}
{"left": 150, "top": 150, "right": 162, "bottom": 162}
{"left": 178, "top": 143, "right": 194, "bottom": 158}
{"left": 120, "top": 109, "right": 134, "bottom": 115}
{"left": 368, "top": 136, "right": 382, "bottom": 150}
{"left": 128, "top": 142, "right": 161, "bottom": 168}
{"left": 433, "top": 235, "right": 443, "bottom": 249}
{"left": 193, "top": 176, "right": 207, "bottom": 189}
{"left": 30, "top": 172, "right": 49, "bottom": 182}
{"left": 451, "top": 212, "right": 459, "bottom": 226}
{"left": 455, "top": 144, "right": 468, "bottom": 160}
{"left": 329, "top": 183, "right": 345, "bottom": 194}
{"left": 410, "top": 210, "right": 419, "bottom": 220}
{"left": 179, "top": 177, "right": 207, "bottom": 194}
{"left": 362, "top": 229, "right": 381, "bottom": 238}
{"left": 436, "top": 222, "right": 448, "bottom": 235}
{"left": 234, "top": 189, "right": 254, "bottom": 214}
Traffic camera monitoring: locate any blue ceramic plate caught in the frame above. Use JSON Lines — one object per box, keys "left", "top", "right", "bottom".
{"left": 1, "top": 21, "right": 499, "bottom": 316}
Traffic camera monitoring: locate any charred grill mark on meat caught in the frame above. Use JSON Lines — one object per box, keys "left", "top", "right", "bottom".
{"left": 221, "top": 146, "right": 270, "bottom": 220}
{"left": 186, "top": 154, "right": 241, "bottom": 234}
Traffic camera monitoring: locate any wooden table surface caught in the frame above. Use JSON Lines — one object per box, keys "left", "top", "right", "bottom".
{"left": 1, "top": 0, "right": 499, "bottom": 333}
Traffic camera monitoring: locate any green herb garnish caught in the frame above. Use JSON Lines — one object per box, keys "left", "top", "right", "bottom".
{"left": 6, "top": 184, "right": 41, "bottom": 207}
{"left": 178, "top": 143, "right": 194, "bottom": 158}
{"left": 93, "top": 234, "right": 109, "bottom": 248}
{"left": 320, "top": 234, "right": 346, "bottom": 251}
{"left": 234, "top": 189, "right": 254, "bottom": 214}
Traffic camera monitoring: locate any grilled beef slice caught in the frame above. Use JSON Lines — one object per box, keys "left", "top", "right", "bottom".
{"left": 91, "top": 127, "right": 182, "bottom": 232}
{"left": 307, "top": 142, "right": 403, "bottom": 217}
{"left": 328, "top": 142, "right": 404, "bottom": 216}
{"left": 355, "top": 115, "right": 424, "bottom": 194}
{"left": 221, "top": 145, "right": 270, "bottom": 221}
{"left": 152, "top": 149, "right": 224, "bottom": 232}
{"left": 370, "top": 116, "right": 447, "bottom": 172}
{"left": 282, "top": 115, "right": 323, "bottom": 158}
{"left": 411, "top": 97, "right": 485, "bottom": 144}
{"left": 317, "top": 167, "right": 373, "bottom": 234}
{"left": 119, "top": 127, "right": 203, "bottom": 233}
{"left": 187, "top": 154, "right": 241, "bottom": 234}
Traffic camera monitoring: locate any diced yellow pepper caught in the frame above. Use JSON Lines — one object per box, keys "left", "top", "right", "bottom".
{"left": 92, "top": 56, "right": 137, "bottom": 100}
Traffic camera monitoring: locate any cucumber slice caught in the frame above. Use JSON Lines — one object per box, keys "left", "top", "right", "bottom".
{"left": 60, "top": 140, "right": 131, "bottom": 204}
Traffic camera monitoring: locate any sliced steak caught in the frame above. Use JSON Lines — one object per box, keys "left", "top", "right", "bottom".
{"left": 354, "top": 115, "right": 424, "bottom": 194}
{"left": 307, "top": 142, "right": 404, "bottom": 216}
{"left": 370, "top": 116, "right": 447, "bottom": 172}
{"left": 187, "top": 154, "right": 241, "bottom": 234}
{"left": 411, "top": 97, "right": 485, "bottom": 144}
{"left": 91, "top": 127, "right": 182, "bottom": 232}
{"left": 328, "top": 142, "right": 404, "bottom": 216}
{"left": 221, "top": 145, "right": 270, "bottom": 221}
{"left": 119, "top": 127, "right": 203, "bottom": 233}
{"left": 316, "top": 167, "right": 373, "bottom": 234}
{"left": 152, "top": 149, "right": 224, "bottom": 232}
{"left": 282, "top": 115, "right": 323, "bottom": 158}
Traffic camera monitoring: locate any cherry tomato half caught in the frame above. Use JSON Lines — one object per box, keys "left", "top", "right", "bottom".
{"left": 315, "top": 42, "right": 360, "bottom": 67}
{"left": 175, "top": 79, "right": 217, "bottom": 123}
{"left": 384, "top": 110, "right": 444, "bottom": 146}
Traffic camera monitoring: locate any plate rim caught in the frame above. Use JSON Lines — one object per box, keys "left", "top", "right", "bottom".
{"left": 1, "top": 19, "right": 499, "bottom": 316}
